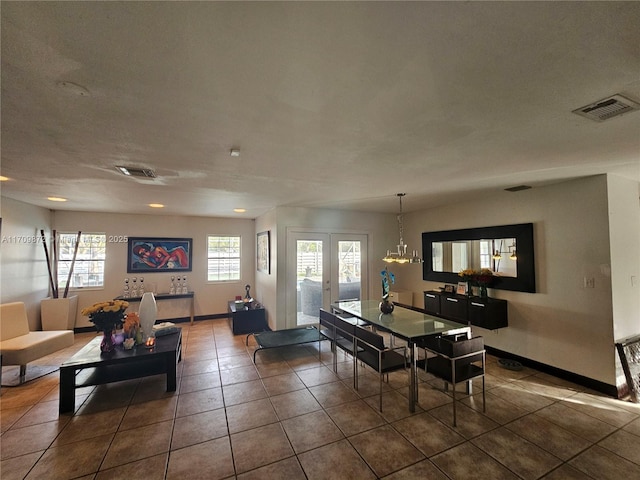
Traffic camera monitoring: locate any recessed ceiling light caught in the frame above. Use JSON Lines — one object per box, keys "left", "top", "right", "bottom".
{"left": 48, "top": 197, "right": 67, "bottom": 202}
{"left": 0, "top": 175, "right": 9, "bottom": 181}
{"left": 230, "top": 149, "right": 240, "bottom": 157}
{"left": 149, "top": 203, "right": 164, "bottom": 208}
{"left": 233, "top": 208, "right": 246, "bottom": 213}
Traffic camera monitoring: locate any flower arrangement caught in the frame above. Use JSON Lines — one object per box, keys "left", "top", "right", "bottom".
{"left": 81, "top": 300, "right": 129, "bottom": 332}
{"left": 458, "top": 268, "right": 496, "bottom": 297}
{"left": 123, "top": 311, "right": 140, "bottom": 336}
{"left": 473, "top": 268, "right": 495, "bottom": 287}
{"left": 458, "top": 269, "right": 477, "bottom": 283}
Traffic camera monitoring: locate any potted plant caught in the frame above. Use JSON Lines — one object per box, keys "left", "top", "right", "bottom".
{"left": 380, "top": 267, "right": 396, "bottom": 313}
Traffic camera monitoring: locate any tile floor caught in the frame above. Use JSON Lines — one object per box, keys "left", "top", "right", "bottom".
{"left": 2, "top": 318, "right": 640, "bottom": 479}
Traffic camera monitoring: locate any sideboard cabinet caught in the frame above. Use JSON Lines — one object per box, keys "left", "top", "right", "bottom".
{"left": 423, "top": 291, "right": 508, "bottom": 330}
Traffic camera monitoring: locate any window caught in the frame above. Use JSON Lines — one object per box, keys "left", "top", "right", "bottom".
{"left": 207, "top": 235, "right": 241, "bottom": 282}
{"left": 451, "top": 242, "right": 468, "bottom": 272}
{"left": 479, "top": 240, "right": 492, "bottom": 269}
{"left": 57, "top": 233, "right": 106, "bottom": 289}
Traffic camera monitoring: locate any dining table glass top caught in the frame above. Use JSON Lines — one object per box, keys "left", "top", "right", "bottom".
{"left": 335, "top": 299, "right": 469, "bottom": 341}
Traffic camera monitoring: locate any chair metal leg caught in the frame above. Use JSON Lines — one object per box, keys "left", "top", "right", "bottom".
{"left": 482, "top": 376, "right": 486, "bottom": 413}
{"left": 19, "top": 365, "right": 26, "bottom": 378}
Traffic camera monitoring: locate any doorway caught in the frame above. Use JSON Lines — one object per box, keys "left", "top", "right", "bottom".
{"left": 286, "top": 231, "right": 368, "bottom": 328}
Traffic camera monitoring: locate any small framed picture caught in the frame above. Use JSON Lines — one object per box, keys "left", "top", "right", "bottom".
{"left": 456, "top": 282, "right": 468, "bottom": 295}
{"left": 257, "top": 231, "right": 270, "bottom": 274}
{"left": 444, "top": 284, "right": 456, "bottom": 293}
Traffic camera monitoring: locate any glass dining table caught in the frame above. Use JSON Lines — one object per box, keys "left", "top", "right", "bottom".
{"left": 333, "top": 299, "right": 470, "bottom": 412}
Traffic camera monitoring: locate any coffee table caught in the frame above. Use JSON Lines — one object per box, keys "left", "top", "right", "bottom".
{"left": 59, "top": 329, "right": 182, "bottom": 413}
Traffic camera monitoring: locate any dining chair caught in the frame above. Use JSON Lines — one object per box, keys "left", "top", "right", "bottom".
{"left": 319, "top": 308, "right": 338, "bottom": 371}
{"left": 353, "top": 325, "right": 408, "bottom": 411}
{"left": 332, "top": 313, "right": 362, "bottom": 384}
{"left": 422, "top": 335, "right": 485, "bottom": 426}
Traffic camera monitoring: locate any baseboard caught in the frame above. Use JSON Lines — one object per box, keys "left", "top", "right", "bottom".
{"left": 487, "top": 346, "right": 617, "bottom": 397}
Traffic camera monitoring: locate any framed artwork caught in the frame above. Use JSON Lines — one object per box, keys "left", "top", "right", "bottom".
{"left": 127, "top": 237, "right": 192, "bottom": 273}
{"left": 444, "top": 284, "right": 456, "bottom": 293}
{"left": 257, "top": 231, "right": 270, "bottom": 274}
{"left": 456, "top": 281, "right": 467, "bottom": 295}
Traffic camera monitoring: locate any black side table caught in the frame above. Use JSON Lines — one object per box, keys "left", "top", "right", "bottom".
{"left": 227, "top": 301, "right": 267, "bottom": 335}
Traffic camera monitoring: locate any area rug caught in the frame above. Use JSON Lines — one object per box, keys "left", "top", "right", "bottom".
{"left": 1, "top": 365, "right": 59, "bottom": 387}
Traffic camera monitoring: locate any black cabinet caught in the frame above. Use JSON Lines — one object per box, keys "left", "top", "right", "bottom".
{"left": 440, "top": 295, "right": 468, "bottom": 324}
{"left": 423, "top": 291, "right": 508, "bottom": 330}
{"left": 468, "top": 298, "right": 508, "bottom": 330}
{"left": 423, "top": 291, "right": 441, "bottom": 315}
{"left": 228, "top": 301, "right": 267, "bottom": 335}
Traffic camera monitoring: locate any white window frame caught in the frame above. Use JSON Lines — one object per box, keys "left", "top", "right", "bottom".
{"left": 57, "top": 232, "right": 106, "bottom": 290}
{"left": 207, "top": 234, "right": 241, "bottom": 283}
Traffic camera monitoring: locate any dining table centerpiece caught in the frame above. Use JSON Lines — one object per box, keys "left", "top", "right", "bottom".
{"left": 380, "top": 267, "right": 396, "bottom": 313}
{"left": 81, "top": 299, "right": 129, "bottom": 353}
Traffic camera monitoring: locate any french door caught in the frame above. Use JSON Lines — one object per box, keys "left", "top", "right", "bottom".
{"left": 286, "top": 230, "right": 368, "bottom": 328}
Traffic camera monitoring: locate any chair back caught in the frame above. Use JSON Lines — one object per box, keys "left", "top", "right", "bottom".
{"left": 354, "top": 325, "right": 385, "bottom": 353}
{"left": 334, "top": 315, "right": 355, "bottom": 339}
{"left": 319, "top": 308, "right": 335, "bottom": 328}
{"left": 0, "top": 302, "right": 30, "bottom": 340}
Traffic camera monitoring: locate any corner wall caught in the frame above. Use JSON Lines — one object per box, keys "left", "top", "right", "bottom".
{"left": 399, "top": 176, "right": 618, "bottom": 385}
{"left": 0, "top": 197, "right": 52, "bottom": 329}
{"left": 607, "top": 174, "right": 640, "bottom": 342}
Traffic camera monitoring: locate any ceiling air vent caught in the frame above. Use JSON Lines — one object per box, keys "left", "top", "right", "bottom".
{"left": 572, "top": 94, "right": 640, "bottom": 122}
{"left": 115, "top": 165, "right": 157, "bottom": 178}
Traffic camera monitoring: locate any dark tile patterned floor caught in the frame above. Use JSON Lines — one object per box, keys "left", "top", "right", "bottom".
{"left": 1, "top": 318, "right": 639, "bottom": 479}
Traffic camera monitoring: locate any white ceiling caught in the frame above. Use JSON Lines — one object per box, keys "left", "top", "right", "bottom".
{"left": 1, "top": 2, "right": 639, "bottom": 218}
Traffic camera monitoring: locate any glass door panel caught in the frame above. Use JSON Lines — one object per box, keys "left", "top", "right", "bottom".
{"left": 336, "top": 240, "right": 362, "bottom": 302}
{"left": 296, "top": 238, "right": 328, "bottom": 326}
{"left": 286, "top": 230, "right": 368, "bottom": 328}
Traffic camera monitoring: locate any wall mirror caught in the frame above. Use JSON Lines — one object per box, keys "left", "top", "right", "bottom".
{"left": 422, "top": 223, "right": 535, "bottom": 293}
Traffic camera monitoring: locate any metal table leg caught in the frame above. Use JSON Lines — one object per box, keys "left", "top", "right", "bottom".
{"left": 409, "top": 342, "right": 416, "bottom": 412}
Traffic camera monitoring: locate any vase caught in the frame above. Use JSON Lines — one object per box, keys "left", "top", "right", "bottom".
{"left": 379, "top": 300, "right": 394, "bottom": 314}
{"left": 468, "top": 281, "right": 474, "bottom": 297}
{"left": 479, "top": 285, "right": 488, "bottom": 298}
{"left": 100, "top": 328, "right": 115, "bottom": 353}
{"left": 41, "top": 295, "right": 78, "bottom": 330}
{"left": 138, "top": 292, "right": 157, "bottom": 342}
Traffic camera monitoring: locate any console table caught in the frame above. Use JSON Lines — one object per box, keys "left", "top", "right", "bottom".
{"left": 228, "top": 301, "right": 267, "bottom": 335}
{"left": 424, "top": 290, "right": 508, "bottom": 329}
{"left": 116, "top": 292, "right": 195, "bottom": 325}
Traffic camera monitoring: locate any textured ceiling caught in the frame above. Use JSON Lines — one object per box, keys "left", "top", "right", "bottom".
{"left": 1, "top": 2, "right": 639, "bottom": 218}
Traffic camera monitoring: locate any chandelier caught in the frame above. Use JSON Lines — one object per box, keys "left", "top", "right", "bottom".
{"left": 382, "top": 193, "right": 423, "bottom": 264}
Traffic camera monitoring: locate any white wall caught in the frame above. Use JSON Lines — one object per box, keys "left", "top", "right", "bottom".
{"left": 607, "top": 174, "right": 640, "bottom": 342}
{"left": 51, "top": 211, "right": 256, "bottom": 328}
{"left": 255, "top": 208, "right": 277, "bottom": 330}
{"left": 265, "top": 206, "right": 392, "bottom": 331}
{"left": 397, "top": 175, "right": 622, "bottom": 385}
{"left": 0, "top": 197, "right": 52, "bottom": 329}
